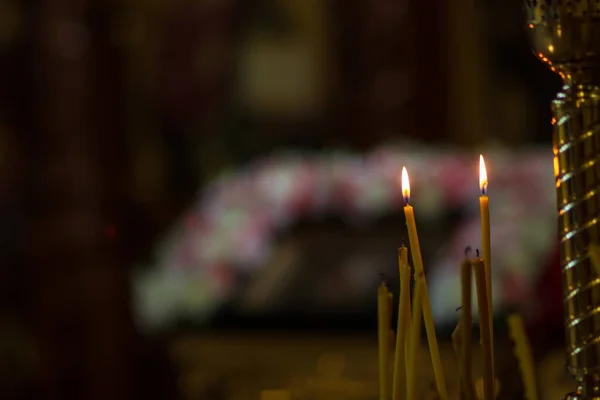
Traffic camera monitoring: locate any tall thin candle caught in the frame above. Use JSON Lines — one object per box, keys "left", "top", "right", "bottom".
{"left": 507, "top": 314, "right": 538, "bottom": 400}
{"left": 407, "top": 272, "right": 425, "bottom": 400}
{"left": 378, "top": 281, "right": 391, "bottom": 400}
{"left": 400, "top": 245, "right": 412, "bottom": 370}
{"left": 260, "top": 390, "right": 292, "bottom": 400}
{"left": 473, "top": 255, "right": 494, "bottom": 400}
{"left": 451, "top": 321, "right": 466, "bottom": 400}
{"left": 393, "top": 247, "right": 412, "bottom": 400}
{"left": 389, "top": 291, "right": 395, "bottom": 347}
{"left": 401, "top": 167, "right": 448, "bottom": 400}
{"left": 461, "top": 249, "right": 475, "bottom": 400}
{"left": 400, "top": 243, "right": 409, "bottom": 269}
{"left": 479, "top": 155, "right": 494, "bottom": 375}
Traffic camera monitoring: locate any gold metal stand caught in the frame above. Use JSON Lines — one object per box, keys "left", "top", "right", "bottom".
{"left": 525, "top": 1, "right": 600, "bottom": 398}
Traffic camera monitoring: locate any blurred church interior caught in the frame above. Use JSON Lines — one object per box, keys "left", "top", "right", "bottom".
{"left": 0, "top": 0, "right": 564, "bottom": 399}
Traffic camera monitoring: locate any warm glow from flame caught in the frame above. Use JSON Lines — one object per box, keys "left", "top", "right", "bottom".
{"left": 401, "top": 167, "right": 410, "bottom": 204}
{"left": 479, "top": 155, "right": 488, "bottom": 195}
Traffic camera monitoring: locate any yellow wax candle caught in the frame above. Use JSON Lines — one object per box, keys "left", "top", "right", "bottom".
{"left": 479, "top": 155, "right": 494, "bottom": 373}
{"left": 389, "top": 291, "right": 395, "bottom": 323}
{"left": 507, "top": 314, "right": 538, "bottom": 400}
{"left": 400, "top": 244, "right": 409, "bottom": 268}
{"left": 401, "top": 167, "right": 448, "bottom": 400}
{"left": 472, "top": 257, "right": 494, "bottom": 400}
{"left": 393, "top": 248, "right": 412, "bottom": 400}
{"left": 461, "top": 252, "right": 475, "bottom": 400}
{"left": 589, "top": 244, "right": 600, "bottom": 277}
{"left": 399, "top": 245, "right": 412, "bottom": 373}
{"left": 260, "top": 390, "right": 292, "bottom": 400}
{"left": 451, "top": 321, "right": 466, "bottom": 400}
{"left": 407, "top": 272, "right": 425, "bottom": 400}
{"left": 475, "top": 379, "right": 501, "bottom": 400}
{"left": 379, "top": 281, "right": 391, "bottom": 400}
{"left": 389, "top": 291, "right": 396, "bottom": 347}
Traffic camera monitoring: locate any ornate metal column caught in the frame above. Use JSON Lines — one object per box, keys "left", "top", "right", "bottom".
{"left": 526, "top": 1, "right": 600, "bottom": 398}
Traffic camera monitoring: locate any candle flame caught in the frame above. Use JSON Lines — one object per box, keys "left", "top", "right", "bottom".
{"left": 479, "top": 155, "right": 488, "bottom": 195}
{"left": 401, "top": 166, "right": 410, "bottom": 204}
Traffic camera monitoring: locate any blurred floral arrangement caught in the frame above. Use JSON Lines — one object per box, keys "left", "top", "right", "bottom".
{"left": 133, "top": 143, "right": 556, "bottom": 331}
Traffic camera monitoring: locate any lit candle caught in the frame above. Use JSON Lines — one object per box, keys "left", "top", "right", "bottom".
{"left": 472, "top": 255, "right": 494, "bottom": 400}
{"left": 479, "top": 155, "right": 494, "bottom": 373}
{"left": 507, "top": 314, "right": 538, "bottom": 400}
{"left": 461, "top": 249, "right": 475, "bottom": 400}
{"left": 407, "top": 272, "right": 425, "bottom": 400}
{"left": 393, "top": 247, "right": 412, "bottom": 400}
{"left": 379, "top": 280, "right": 391, "bottom": 400}
{"left": 401, "top": 167, "right": 448, "bottom": 400}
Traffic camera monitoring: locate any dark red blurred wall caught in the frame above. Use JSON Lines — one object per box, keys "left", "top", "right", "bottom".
{"left": 335, "top": 0, "right": 448, "bottom": 146}
{"left": 27, "top": 1, "right": 133, "bottom": 399}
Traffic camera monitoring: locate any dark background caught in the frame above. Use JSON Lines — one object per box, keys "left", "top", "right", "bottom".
{"left": 0, "top": 0, "right": 562, "bottom": 399}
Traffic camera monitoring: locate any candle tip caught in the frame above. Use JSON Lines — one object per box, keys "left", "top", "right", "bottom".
{"left": 379, "top": 272, "right": 388, "bottom": 284}
{"left": 464, "top": 245, "right": 472, "bottom": 257}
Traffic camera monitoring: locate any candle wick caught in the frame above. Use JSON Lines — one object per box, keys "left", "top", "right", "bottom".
{"left": 476, "top": 248, "right": 480, "bottom": 258}
{"left": 379, "top": 272, "right": 388, "bottom": 284}
{"left": 481, "top": 182, "right": 488, "bottom": 196}
{"left": 464, "top": 246, "right": 472, "bottom": 257}
{"left": 456, "top": 306, "right": 463, "bottom": 312}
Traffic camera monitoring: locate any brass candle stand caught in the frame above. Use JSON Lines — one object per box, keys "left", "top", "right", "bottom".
{"left": 525, "top": 1, "right": 600, "bottom": 398}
